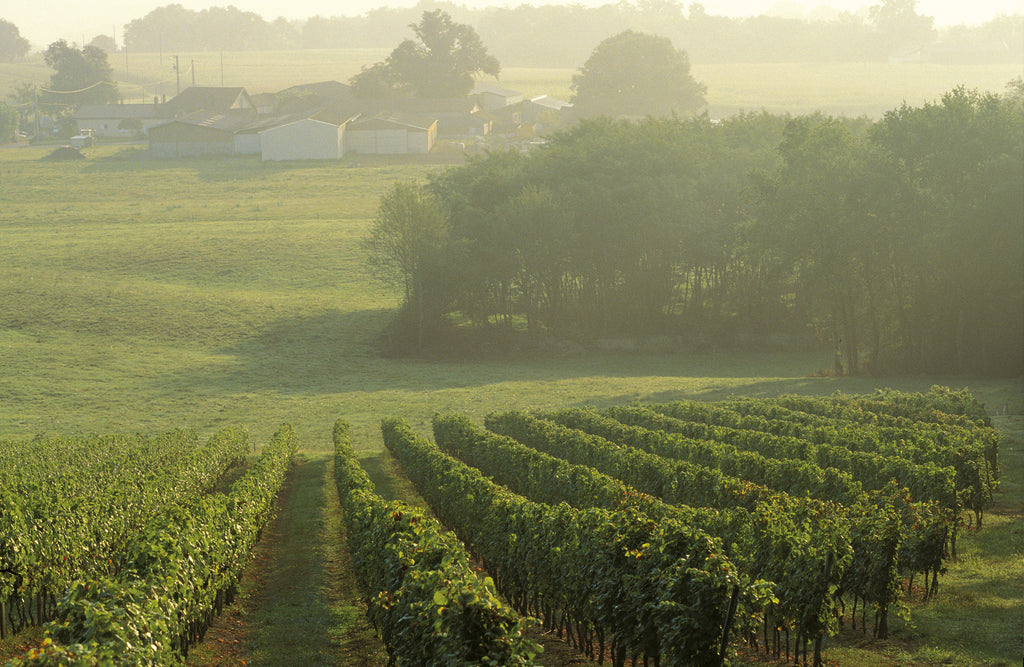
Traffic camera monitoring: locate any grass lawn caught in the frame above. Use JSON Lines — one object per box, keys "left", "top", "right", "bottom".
{"left": 0, "top": 144, "right": 1020, "bottom": 665}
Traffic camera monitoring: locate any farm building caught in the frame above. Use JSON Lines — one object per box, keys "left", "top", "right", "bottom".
{"left": 345, "top": 114, "right": 437, "bottom": 155}
{"left": 161, "top": 87, "right": 256, "bottom": 116}
{"left": 148, "top": 111, "right": 256, "bottom": 158}
{"left": 490, "top": 95, "right": 573, "bottom": 135}
{"left": 260, "top": 117, "right": 346, "bottom": 161}
{"left": 344, "top": 98, "right": 483, "bottom": 137}
{"left": 472, "top": 82, "right": 524, "bottom": 111}
{"left": 73, "top": 104, "right": 164, "bottom": 138}
{"left": 274, "top": 81, "right": 354, "bottom": 111}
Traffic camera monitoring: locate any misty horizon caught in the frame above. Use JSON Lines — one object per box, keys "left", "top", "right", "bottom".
{"left": 8, "top": 0, "right": 1023, "bottom": 49}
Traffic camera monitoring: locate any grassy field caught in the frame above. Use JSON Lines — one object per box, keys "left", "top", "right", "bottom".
{"left": 0, "top": 144, "right": 1021, "bottom": 665}
{"left": 2, "top": 48, "right": 1019, "bottom": 119}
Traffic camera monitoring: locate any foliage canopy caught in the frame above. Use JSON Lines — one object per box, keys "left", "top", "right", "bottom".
{"left": 571, "top": 30, "right": 707, "bottom": 119}
{"left": 42, "top": 40, "right": 119, "bottom": 107}
{"left": 0, "top": 19, "right": 30, "bottom": 62}
{"left": 371, "top": 89, "right": 1022, "bottom": 377}
{"left": 350, "top": 10, "right": 500, "bottom": 99}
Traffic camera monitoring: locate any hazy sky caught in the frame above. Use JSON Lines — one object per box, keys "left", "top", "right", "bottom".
{"left": 10, "top": 0, "right": 1021, "bottom": 47}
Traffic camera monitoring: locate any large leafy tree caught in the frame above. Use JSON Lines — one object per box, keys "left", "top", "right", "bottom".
{"left": 350, "top": 9, "right": 500, "bottom": 99}
{"left": 363, "top": 181, "right": 451, "bottom": 350}
{"left": 42, "top": 40, "right": 118, "bottom": 107}
{"left": 868, "top": 0, "right": 935, "bottom": 58}
{"left": 570, "top": 30, "right": 706, "bottom": 119}
{"left": 0, "top": 19, "right": 30, "bottom": 62}
{"left": 868, "top": 88, "right": 1023, "bottom": 375}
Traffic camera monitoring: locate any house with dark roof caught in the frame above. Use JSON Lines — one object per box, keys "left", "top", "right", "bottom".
{"left": 278, "top": 81, "right": 353, "bottom": 104}
{"left": 260, "top": 81, "right": 355, "bottom": 117}
{"left": 160, "top": 87, "right": 256, "bottom": 117}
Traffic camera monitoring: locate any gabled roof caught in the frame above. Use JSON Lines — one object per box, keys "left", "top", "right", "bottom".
{"left": 259, "top": 117, "right": 343, "bottom": 137}
{"left": 471, "top": 82, "right": 522, "bottom": 98}
{"left": 529, "top": 95, "right": 572, "bottom": 111}
{"left": 162, "top": 87, "right": 254, "bottom": 116}
{"left": 250, "top": 92, "right": 276, "bottom": 108}
{"left": 277, "top": 81, "right": 352, "bottom": 101}
{"left": 151, "top": 110, "right": 260, "bottom": 134}
{"left": 348, "top": 113, "right": 436, "bottom": 132}
{"left": 345, "top": 97, "right": 479, "bottom": 116}
{"left": 235, "top": 108, "right": 357, "bottom": 135}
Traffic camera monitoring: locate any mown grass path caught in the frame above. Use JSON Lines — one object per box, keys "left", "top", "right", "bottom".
{"left": 188, "top": 452, "right": 387, "bottom": 666}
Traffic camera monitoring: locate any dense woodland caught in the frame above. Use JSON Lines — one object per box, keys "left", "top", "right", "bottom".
{"left": 367, "top": 87, "right": 1023, "bottom": 377}
{"left": 110, "top": 1, "right": 1024, "bottom": 66}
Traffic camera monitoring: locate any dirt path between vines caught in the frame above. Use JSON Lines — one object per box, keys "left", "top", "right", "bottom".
{"left": 189, "top": 451, "right": 599, "bottom": 667}
{"left": 188, "top": 453, "right": 387, "bottom": 666}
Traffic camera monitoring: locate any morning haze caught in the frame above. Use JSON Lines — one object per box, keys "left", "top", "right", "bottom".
{"left": 0, "top": 1, "right": 1021, "bottom": 666}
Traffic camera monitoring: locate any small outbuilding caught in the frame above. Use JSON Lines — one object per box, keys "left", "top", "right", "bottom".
{"left": 148, "top": 111, "right": 254, "bottom": 158}
{"left": 471, "top": 82, "right": 524, "bottom": 111}
{"left": 260, "top": 117, "right": 346, "bottom": 161}
{"left": 345, "top": 114, "right": 437, "bottom": 155}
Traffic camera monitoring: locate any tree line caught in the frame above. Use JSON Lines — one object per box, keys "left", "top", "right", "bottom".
{"left": 366, "top": 86, "right": 1023, "bottom": 377}
{"left": 107, "top": 1, "right": 1022, "bottom": 66}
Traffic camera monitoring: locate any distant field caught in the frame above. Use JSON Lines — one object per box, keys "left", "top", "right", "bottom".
{"left": 695, "top": 61, "right": 1022, "bottom": 117}
{"left": 2, "top": 49, "right": 1018, "bottom": 118}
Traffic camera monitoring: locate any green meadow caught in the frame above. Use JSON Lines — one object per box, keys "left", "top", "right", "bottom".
{"left": 2, "top": 48, "right": 1019, "bottom": 118}
{"left": 0, "top": 137, "right": 1021, "bottom": 665}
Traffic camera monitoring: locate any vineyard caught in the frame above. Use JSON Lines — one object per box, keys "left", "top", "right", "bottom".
{"left": 366, "top": 386, "right": 1000, "bottom": 666}
{"left": 0, "top": 425, "right": 297, "bottom": 665}
{"left": 0, "top": 386, "right": 1011, "bottom": 665}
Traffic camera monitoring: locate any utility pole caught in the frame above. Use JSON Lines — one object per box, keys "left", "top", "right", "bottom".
{"left": 173, "top": 55, "right": 180, "bottom": 95}
{"left": 191, "top": 59, "right": 196, "bottom": 87}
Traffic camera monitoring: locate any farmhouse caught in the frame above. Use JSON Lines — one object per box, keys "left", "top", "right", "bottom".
{"left": 345, "top": 114, "right": 437, "bottom": 155}
{"left": 161, "top": 86, "right": 256, "bottom": 116}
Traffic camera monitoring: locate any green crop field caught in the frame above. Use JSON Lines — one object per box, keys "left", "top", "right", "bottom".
{"left": 2, "top": 48, "right": 1019, "bottom": 118}
{"left": 0, "top": 143, "right": 1020, "bottom": 666}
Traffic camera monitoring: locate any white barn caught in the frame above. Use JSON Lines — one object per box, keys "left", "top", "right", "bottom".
{"left": 260, "top": 118, "right": 345, "bottom": 161}
{"left": 345, "top": 114, "right": 436, "bottom": 155}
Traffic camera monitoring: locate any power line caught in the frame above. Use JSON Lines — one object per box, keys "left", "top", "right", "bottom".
{"left": 38, "top": 80, "right": 118, "bottom": 95}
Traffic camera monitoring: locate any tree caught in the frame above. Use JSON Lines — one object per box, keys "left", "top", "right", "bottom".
{"left": 350, "top": 10, "right": 500, "bottom": 99}
{"left": 88, "top": 35, "right": 117, "bottom": 53}
{"left": 42, "top": 40, "right": 118, "bottom": 108}
{"left": 868, "top": 0, "right": 935, "bottom": 58}
{"left": 1006, "top": 76, "right": 1024, "bottom": 105}
{"left": 570, "top": 30, "right": 706, "bottom": 119}
{"left": 757, "top": 116, "right": 885, "bottom": 375}
{"left": 0, "top": 19, "right": 30, "bottom": 62}
{"left": 363, "top": 181, "right": 451, "bottom": 351}
{"left": 0, "top": 102, "right": 19, "bottom": 142}
{"left": 869, "top": 88, "right": 1024, "bottom": 375}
